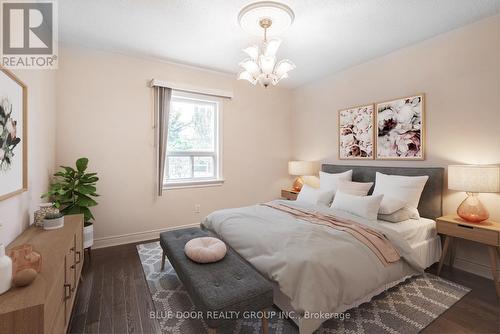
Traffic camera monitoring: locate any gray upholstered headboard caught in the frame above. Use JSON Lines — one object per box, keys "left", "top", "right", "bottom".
{"left": 321, "top": 164, "right": 444, "bottom": 220}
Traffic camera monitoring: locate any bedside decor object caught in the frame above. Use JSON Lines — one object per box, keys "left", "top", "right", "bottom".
{"left": 42, "top": 157, "right": 99, "bottom": 253}
{"left": 43, "top": 212, "right": 65, "bottom": 230}
{"left": 288, "top": 160, "right": 318, "bottom": 192}
{"left": 375, "top": 94, "right": 424, "bottom": 160}
{"left": 34, "top": 202, "right": 59, "bottom": 227}
{"left": 0, "top": 244, "right": 12, "bottom": 295}
{"left": 448, "top": 165, "right": 500, "bottom": 223}
{"left": 339, "top": 104, "right": 374, "bottom": 159}
{"left": 8, "top": 244, "right": 42, "bottom": 275}
{"left": 0, "top": 67, "right": 27, "bottom": 201}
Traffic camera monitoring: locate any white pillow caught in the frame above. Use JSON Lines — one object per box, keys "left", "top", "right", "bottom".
{"left": 331, "top": 191, "right": 384, "bottom": 221}
{"left": 296, "top": 185, "right": 335, "bottom": 206}
{"left": 319, "top": 170, "right": 353, "bottom": 194}
{"left": 378, "top": 207, "right": 420, "bottom": 223}
{"left": 379, "top": 196, "right": 407, "bottom": 214}
{"left": 372, "top": 172, "right": 428, "bottom": 210}
{"left": 336, "top": 180, "right": 373, "bottom": 196}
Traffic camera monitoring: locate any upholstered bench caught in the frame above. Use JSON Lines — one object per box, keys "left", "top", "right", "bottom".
{"left": 159, "top": 227, "right": 273, "bottom": 334}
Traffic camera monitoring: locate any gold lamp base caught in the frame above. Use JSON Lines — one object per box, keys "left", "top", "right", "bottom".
{"left": 292, "top": 177, "right": 304, "bottom": 192}
{"left": 457, "top": 192, "right": 489, "bottom": 223}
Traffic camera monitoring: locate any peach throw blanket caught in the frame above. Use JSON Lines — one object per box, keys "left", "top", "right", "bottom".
{"left": 261, "top": 202, "right": 400, "bottom": 266}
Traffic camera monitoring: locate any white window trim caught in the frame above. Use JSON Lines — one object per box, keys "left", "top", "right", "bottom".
{"left": 164, "top": 91, "right": 224, "bottom": 190}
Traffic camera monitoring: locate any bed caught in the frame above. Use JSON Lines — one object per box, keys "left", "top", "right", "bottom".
{"left": 202, "top": 165, "right": 444, "bottom": 334}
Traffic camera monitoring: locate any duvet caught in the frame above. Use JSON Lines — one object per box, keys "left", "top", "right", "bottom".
{"left": 202, "top": 200, "right": 425, "bottom": 315}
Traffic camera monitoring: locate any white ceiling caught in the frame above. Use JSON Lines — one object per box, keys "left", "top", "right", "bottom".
{"left": 59, "top": 0, "right": 500, "bottom": 88}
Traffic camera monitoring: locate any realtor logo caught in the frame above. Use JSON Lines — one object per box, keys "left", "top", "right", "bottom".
{"left": 1, "top": 0, "right": 58, "bottom": 69}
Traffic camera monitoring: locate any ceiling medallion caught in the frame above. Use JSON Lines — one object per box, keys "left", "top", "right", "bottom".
{"left": 237, "top": 1, "right": 296, "bottom": 88}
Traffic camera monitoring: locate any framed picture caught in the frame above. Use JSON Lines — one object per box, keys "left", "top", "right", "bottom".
{"left": 0, "top": 66, "right": 27, "bottom": 201}
{"left": 375, "top": 94, "right": 425, "bottom": 160}
{"left": 338, "top": 104, "right": 374, "bottom": 159}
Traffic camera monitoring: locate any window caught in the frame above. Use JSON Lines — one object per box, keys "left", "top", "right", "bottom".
{"left": 164, "top": 91, "right": 223, "bottom": 188}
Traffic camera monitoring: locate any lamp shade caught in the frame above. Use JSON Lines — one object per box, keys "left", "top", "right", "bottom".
{"left": 448, "top": 165, "right": 500, "bottom": 193}
{"left": 288, "top": 161, "right": 318, "bottom": 176}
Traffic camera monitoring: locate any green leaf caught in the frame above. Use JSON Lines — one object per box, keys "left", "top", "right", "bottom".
{"left": 80, "top": 207, "right": 95, "bottom": 222}
{"left": 61, "top": 205, "right": 78, "bottom": 215}
{"left": 76, "top": 184, "right": 96, "bottom": 194}
{"left": 61, "top": 166, "right": 76, "bottom": 174}
{"left": 76, "top": 194, "right": 98, "bottom": 207}
{"left": 76, "top": 158, "right": 89, "bottom": 172}
{"left": 80, "top": 176, "right": 98, "bottom": 184}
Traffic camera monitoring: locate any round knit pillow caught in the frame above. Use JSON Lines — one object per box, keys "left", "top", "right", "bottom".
{"left": 184, "top": 237, "right": 227, "bottom": 263}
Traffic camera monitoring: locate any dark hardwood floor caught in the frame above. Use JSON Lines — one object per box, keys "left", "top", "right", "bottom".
{"left": 69, "top": 241, "right": 161, "bottom": 334}
{"left": 69, "top": 242, "right": 499, "bottom": 334}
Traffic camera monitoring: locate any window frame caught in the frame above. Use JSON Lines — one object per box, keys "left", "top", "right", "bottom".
{"left": 163, "top": 90, "right": 224, "bottom": 189}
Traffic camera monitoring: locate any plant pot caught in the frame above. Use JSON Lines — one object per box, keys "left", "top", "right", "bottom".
{"left": 83, "top": 223, "right": 94, "bottom": 249}
{"left": 43, "top": 216, "right": 64, "bottom": 230}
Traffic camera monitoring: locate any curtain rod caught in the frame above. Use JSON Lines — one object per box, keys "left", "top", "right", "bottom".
{"left": 150, "top": 79, "right": 233, "bottom": 99}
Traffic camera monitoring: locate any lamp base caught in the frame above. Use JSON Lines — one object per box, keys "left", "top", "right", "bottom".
{"left": 457, "top": 192, "right": 489, "bottom": 223}
{"left": 292, "top": 177, "right": 304, "bottom": 192}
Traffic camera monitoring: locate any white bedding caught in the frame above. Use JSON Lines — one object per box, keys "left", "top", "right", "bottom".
{"left": 375, "top": 217, "right": 437, "bottom": 247}
{"left": 202, "top": 200, "right": 441, "bottom": 333}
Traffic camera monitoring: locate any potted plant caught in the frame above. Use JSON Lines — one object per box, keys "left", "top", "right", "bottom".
{"left": 42, "top": 157, "right": 99, "bottom": 249}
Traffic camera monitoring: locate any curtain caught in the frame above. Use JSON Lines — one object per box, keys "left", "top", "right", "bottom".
{"left": 155, "top": 86, "right": 172, "bottom": 196}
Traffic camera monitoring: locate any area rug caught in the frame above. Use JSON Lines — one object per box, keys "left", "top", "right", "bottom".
{"left": 137, "top": 242, "right": 470, "bottom": 334}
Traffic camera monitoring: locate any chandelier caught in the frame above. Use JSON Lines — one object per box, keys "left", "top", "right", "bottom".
{"left": 237, "top": 2, "right": 296, "bottom": 88}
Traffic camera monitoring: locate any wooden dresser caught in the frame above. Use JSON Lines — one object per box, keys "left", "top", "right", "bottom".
{"left": 0, "top": 215, "right": 84, "bottom": 334}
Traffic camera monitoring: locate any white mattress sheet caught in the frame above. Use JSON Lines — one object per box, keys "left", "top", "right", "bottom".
{"left": 376, "top": 217, "right": 437, "bottom": 248}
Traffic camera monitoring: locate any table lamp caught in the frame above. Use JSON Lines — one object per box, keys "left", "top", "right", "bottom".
{"left": 288, "top": 161, "right": 318, "bottom": 192}
{"left": 448, "top": 165, "right": 500, "bottom": 223}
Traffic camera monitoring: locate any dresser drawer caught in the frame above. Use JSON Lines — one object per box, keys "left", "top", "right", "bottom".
{"left": 44, "top": 264, "right": 66, "bottom": 334}
{"left": 437, "top": 221, "right": 499, "bottom": 246}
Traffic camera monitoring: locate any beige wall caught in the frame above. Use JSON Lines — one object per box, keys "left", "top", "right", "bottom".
{"left": 0, "top": 70, "right": 56, "bottom": 245}
{"left": 291, "top": 14, "right": 500, "bottom": 278}
{"left": 56, "top": 46, "right": 292, "bottom": 247}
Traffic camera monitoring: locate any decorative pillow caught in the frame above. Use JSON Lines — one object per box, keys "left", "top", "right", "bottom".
{"left": 378, "top": 207, "right": 420, "bottom": 223}
{"left": 372, "top": 172, "right": 428, "bottom": 210}
{"left": 184, "top": 237, "right": 227, "bottom": 263}
{"left": 336, "top": 180, "right": 373, "bottom": 196}
{"left": 319, "top": 170, "right": 353, "bottom": 194}
{"left": 378, "top": 196, "right": 408, "bottom": 214}
{"left": 330, "top": 191, "right": 384, "bottom": 221}
{"left": 296, "top": 184, "right": 335, "bottom": 206}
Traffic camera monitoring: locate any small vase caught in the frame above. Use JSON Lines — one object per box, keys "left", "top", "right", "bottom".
{"left": 0, "top": 244, "right": 12, "bottom": 295}
{"left": 457, "top": 192, "right": 489, "bottom": 223}
{"left": 8, "top": 244, "right": 42, "bottom": 274}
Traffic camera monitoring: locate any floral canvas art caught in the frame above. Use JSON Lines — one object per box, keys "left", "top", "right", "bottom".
{"left": 0, "top": 68, "right": 27, "bottom": 201}
{"left": 339, "top": 104, "right": 374, "bottom": 159}
{"left": 376, "top": 94, "right": 424, "bottom": 160}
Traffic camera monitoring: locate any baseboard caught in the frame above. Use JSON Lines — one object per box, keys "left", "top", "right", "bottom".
{"left": 93, "top": 223, "right": 200, "bottom": 249}
{"left": 452, "top": 257, "right": 499, "bottom": 280}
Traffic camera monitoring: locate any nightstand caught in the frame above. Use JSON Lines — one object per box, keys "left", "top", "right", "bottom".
{"left": 436, "top": 214, "right": 500, "bottom": 297}
{"left": 281, "top": 189, "right": 298, "bottom": 200}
